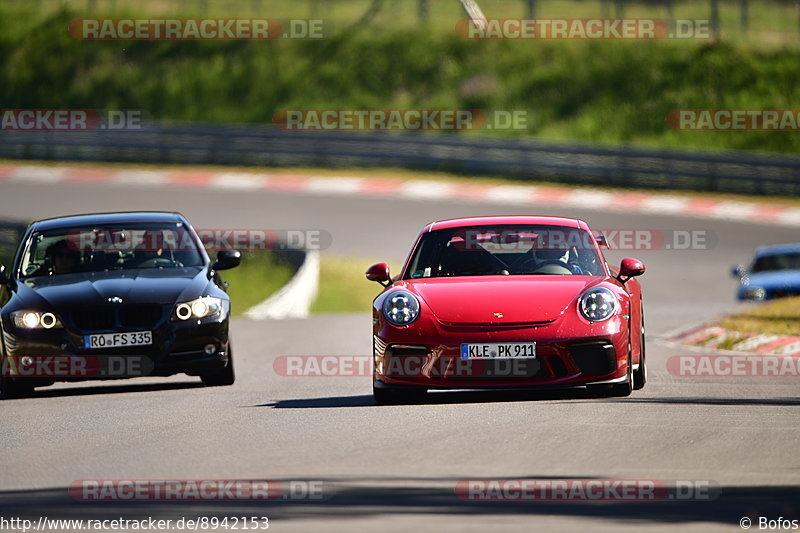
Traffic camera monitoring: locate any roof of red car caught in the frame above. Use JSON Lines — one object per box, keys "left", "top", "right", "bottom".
{"left": 425, "top": 216, "right": 585, "bottom": 232}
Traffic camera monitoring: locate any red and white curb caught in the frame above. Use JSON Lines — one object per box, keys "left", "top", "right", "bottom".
{"left": 668, "top": 324, "right": 800, "bottom": 355}
{"left": 2, "top": 163, "right": 800, "bottom": 227}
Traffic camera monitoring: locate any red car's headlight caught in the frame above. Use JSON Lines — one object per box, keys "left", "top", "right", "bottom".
{"left": 382, "top": 291, "right": 420, "bottom": 326}
{"left": 578, "top": 287, "right": 617, "bottom": 322}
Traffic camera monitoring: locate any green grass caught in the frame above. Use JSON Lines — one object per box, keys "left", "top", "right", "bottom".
{"left": 311, "top": 256, "right": 397, "bottom": 314}
{"left": 720, "top": 296, "right": 800, "bottom": 336}
{"left": 2, "top": 3, "right": 800, "bottom": 153}
{"left": 220, "top": 251, "right": 295, "bottom": 316}
{"left": 15, "top": 0, "right": 800, "bottom": 46}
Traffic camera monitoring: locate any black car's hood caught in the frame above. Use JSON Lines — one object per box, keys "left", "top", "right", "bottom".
{"left": 15, "top": 267, "right": 210, "bottom": 308}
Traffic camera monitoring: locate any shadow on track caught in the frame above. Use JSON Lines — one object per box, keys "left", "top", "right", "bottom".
{"left": 8, "top": 381, "right": 204, "bottom": 400}
{"left": 253, "top": 391, "right": 800, "bottom": 409}
{"left": 254, "top": 388, "right": 608, "bottom": 408}
{"left": 1, "top": 479, "right": 797, "bottom": 527}
{"left": 548, "top": 397, "right": 800, "bottom": 407}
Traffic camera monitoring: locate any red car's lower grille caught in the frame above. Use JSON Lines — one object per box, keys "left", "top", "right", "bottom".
{"left": 448, "top": 358, "right": 551, "bottom": 380}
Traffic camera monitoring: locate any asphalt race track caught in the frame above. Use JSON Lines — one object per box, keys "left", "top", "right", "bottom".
{"left": 0, "top": 172, "right": 798, "bottom": 532}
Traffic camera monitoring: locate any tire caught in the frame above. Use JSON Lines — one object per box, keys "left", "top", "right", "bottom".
{"left": 373, "top": 384, "right": 427, "bottom": 405}
{"left": 200, "top": 345, "right": 235, "bottom": 387}
{"left": 633, "top": 318, "right": 647, "bottom": 391}
{"left": 608, "top": 354, "right": 633, "bottom": 397}
{"left": 0, "top": 357, "right": 34, "bottom": 400}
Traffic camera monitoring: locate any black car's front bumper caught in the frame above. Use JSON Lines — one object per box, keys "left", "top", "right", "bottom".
{"left": 1, "top": 312, "right": 230, "bottom": 385}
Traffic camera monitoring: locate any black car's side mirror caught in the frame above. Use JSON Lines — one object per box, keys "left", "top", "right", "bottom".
{"left": 212, "top": 250, "right": 241, "bottom": 271}
{"left": 0, "top": 265, "right": 8, "bottom": 285}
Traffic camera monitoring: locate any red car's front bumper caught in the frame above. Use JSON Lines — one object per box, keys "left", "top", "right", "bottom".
{"left": 373, "top": 315, "right": 630, "bottom": 390}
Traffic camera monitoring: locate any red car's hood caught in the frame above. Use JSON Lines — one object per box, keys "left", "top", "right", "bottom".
{"left": 406, "top": 276, "right": 605, "bottom": 324}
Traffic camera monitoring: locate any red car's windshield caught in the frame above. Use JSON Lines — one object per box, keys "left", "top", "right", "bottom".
{"left": 405, "top": 225, "right": 605, "bottom": 278}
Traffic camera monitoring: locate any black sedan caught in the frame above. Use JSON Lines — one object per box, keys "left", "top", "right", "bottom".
{"left": 0, "top": 212, "right": 240, "bottom": 398}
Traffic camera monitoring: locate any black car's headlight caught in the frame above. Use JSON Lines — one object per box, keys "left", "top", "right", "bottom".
{"left": 382, "top": 291, "right": 420, "bottom": 326}
{"left": 578, "top": 287, "right": 618, "bottom": 322}
{"left": 174, "top": 297, "right": 223, "bottom": 321}
{"left": 11, "top": 311, "right": 63, "bottom": 329}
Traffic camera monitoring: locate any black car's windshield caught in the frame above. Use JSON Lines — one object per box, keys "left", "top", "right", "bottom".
{"left": 751, "top": 252, "right": 800, "bottom": 274}
{"left": 19, "top": 222, "right": 205, "bottom": 278}
{"left": 405, "top": 225, "right": 605, "bottom": 278}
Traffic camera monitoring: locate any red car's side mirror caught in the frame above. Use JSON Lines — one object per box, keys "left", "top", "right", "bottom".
{"left": 366, "top": 263, "right": 391, "bottom": 286}
{"left": 619, "top": 258, "right": 645, "bottom": 282}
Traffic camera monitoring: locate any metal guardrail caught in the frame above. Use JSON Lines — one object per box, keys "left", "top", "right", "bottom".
{"left": 2, "top": 122, "right": 799, "bottom": 196}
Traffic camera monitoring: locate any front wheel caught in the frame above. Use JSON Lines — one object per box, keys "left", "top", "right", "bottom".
{"left": 0, "top": 358, "right": 34, "bottom": 400}
{"left": 608, "top": 354, "right": 633, "bottom": 397}
{"left": 200, "top": 346, "right": 235, "bottom": 387}
{"left": 633, "top": 319, "right": 647, "bottom": 390}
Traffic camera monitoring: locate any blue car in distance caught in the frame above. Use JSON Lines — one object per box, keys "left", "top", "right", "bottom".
{"left": 732, "top": 244, "right": 800, "bottom": 301}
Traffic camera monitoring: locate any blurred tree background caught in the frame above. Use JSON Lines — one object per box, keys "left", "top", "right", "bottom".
{"left": 1, "top": 0, "right": 799, "bottom": 153}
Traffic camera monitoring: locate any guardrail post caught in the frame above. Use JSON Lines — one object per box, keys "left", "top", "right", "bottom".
{"left": 600, "top": 0, "right": 610, "bottom": 18}
{"left": 740, "top": 0, "right": 749, "bottom": 35}
{"left": 664, "top": 0, "right": 674, "bottom": 23}
{"left": 525, "top": 0, "right": 536, "bottom": 19}
{"left": 710, "top": 0, "right": 720, "bottom": 39}
{"left": 418, "top": 0, "right": 429, "bottom": 24}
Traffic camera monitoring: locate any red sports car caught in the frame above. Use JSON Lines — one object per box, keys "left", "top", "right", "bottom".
{"left": 366, "top": 216, "right": 646, "bottom": 404}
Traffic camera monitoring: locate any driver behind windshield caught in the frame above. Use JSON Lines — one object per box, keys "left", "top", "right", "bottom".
{"left": 407, "top": 225, "right": 604, "bottom": 278}
{"left": 32, "top": 240, "right": 79, "bottom": 276}
{"left": 132, "top": 230, "right": 172, "bottom": 267}
{"left": 531, "top": 246, "right": 584, "bottom": 275}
